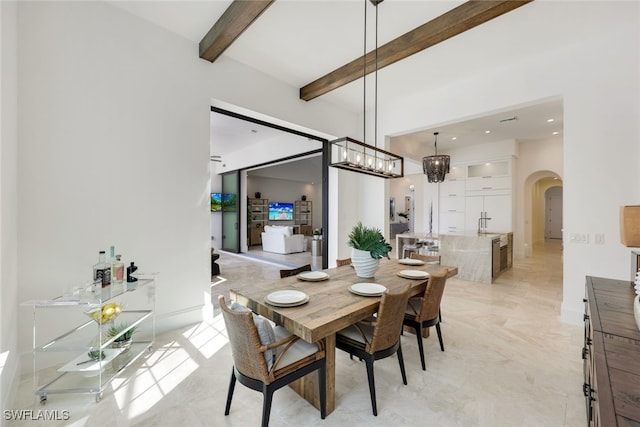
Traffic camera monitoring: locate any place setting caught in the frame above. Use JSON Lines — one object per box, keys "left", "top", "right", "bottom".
{"left": 348, "top": 282, "right": 387, "bottom": 297}
{"left": 265, "top": 290, "right": 309, "bottom": 307}
{"left": 397, "top": 270, "right": 430, "bottom": 280}
{"left": 397, "top": 258, "right": 425, "bottom": 266}
{"left": 296, "top": 271, "right": 329, "bottom": 282}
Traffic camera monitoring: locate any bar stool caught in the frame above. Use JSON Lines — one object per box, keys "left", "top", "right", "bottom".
{"left": 402, "top": 239, "right": 423, "bottom": 259}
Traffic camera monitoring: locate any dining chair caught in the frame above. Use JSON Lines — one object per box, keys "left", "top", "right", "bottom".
{"left": 336, "top": 258, "right": 352, "bottom": 267}
{"left": 403, "top": 269, "right": 448, "bottom": 371}
{"left": 279, "top": 264, "right": 312, "bottom": 278}
{"left": 409, "top": 252, "right": 441, "bottom": 264}
{"left": 408, "top": 252, "right": 443, "bottom": 321}
{"left": 218, "top": 295, "right": 326, "bottom": 427}
{"left": 335, "top": 284, "right": 411, "bottom": 416}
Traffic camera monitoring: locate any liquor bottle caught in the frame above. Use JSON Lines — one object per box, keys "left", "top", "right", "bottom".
{"left": 126, "top": 262, "right": 138, "bottom": 283}
{"left": 93, "top": 251, "right": 111, "bottom": 288}
{"left": 112, "top": 254, "right": 125, "bottom": 284}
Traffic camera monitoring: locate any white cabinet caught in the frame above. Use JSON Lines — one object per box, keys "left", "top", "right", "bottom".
{"left": 437, "top": 157, "right": 514, "bottom": 234}
{"left": 440, "top": 180, "right": 465, "bottom": 197}
{"left": 439, "top": 211, "right": 465, "bottom": 234}
{"left": 445, "top": 164, "right": 465, "bottom": 181}
{"left": 465, "top": 176, "right": 512, "bottom": 194}
{"left": 467, "top": 160, "right": 510, "bottom": 178}
{"left": 465, "top": 194, "right": 512, "bottom": 232}
{"left": 439, "top": 179, "right": 465, "bottom": 234}
{"left": 440, "top": 196, "right": 465, "bottom": 212}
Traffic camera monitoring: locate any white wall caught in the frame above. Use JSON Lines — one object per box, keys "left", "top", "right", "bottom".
{"left": 379, "top": 1, "right": 640, "bottom": 324}
{"left": 13, "top": 0, "right": 357, "bottom": 381}
{"left": 0, "top": 0, "right": 19, "bottom": 409}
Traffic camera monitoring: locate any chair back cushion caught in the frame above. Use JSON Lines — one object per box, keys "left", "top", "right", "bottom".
{"left": 230, "top": 301, "right": 277, "bottom": 368}
{"left": 369, "top": 284, "right": 411, "bottom": 353}
{"left": 219, "top": 296, "right": 273, "bottom": 382}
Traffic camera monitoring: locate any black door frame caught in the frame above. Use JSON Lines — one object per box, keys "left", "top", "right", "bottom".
{"left": 211, "top": 106, "right": 330, "bottom": 269}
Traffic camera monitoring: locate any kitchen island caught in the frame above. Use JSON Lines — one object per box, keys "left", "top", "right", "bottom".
{"left": 439, "top": 232, "right": 513, "bottom": 284}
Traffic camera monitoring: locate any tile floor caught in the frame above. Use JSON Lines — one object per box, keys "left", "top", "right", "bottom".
{"left": 9, "top": 240, "right": 586, "bottom": 426}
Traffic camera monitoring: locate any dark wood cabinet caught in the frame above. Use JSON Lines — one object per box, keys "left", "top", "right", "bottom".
{"left": 583, "top": 276, "right": 640, "bottom": 426}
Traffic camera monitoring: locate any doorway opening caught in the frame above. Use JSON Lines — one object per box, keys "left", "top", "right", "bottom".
{"left": 210, "top": 106, "right": 329, "bottom": 270}
{"left": 525, "top": 172, "right": 563, "bottom": 256}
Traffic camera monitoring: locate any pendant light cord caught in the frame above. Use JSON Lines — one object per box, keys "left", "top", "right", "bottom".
{"left": 374, "top": 1, "right": 378, "bottom": 151}
{"left": 362, "top": 0, "right": 367, "bottom": 146}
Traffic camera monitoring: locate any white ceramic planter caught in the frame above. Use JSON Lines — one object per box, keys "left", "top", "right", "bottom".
{"left": 351, "top": 248, "right": 379, "bottom": 278}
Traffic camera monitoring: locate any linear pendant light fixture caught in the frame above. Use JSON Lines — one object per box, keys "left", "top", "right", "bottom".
{"left": 423, "top": 132, "right": 450, "bottom": 183}
{"left": 329, "top": 0, "right": 404, "bottom": 179}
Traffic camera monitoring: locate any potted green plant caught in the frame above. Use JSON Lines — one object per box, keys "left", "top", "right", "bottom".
{"left": 313, "top": 228, "right": 322, "bottom": 240}
{"left": 348, "top": 222, "right": 392, "bottom": 278}
{"left": 107, "top": 322, "right": 137, "bottom": 351}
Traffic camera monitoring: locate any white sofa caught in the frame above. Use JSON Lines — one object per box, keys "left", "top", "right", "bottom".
{"left": 261, "top": 225, "right": 305, "bottom": 254}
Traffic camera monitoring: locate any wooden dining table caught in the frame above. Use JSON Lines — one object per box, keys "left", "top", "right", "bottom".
{"left": 229, "top": 258, "right": 458, "bottom": 416}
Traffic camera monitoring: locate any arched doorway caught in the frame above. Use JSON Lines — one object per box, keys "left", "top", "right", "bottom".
{"left": 523, "top": 171, "right": 563, "bottom": 256}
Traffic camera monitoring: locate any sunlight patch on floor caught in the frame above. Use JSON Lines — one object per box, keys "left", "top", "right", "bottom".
{"left": 113, "top": 319, "right": 229, "bottom": 419}
{"left": 181, "top": 320, "right": 229, "bottom": 359}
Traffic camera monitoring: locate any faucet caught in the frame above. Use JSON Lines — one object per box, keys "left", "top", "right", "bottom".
{"left": 477, "top": 211, "right": 492, "bottom": 234}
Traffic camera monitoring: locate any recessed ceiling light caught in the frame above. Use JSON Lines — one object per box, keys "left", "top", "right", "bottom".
{"left": 485, "top": 130, "right": 491, "bottom": 134}
{"left": 547, "top": 118, "right": 555, "bottom": 123}
{"left": 451, "top": 136, "right": 457, "bottom": 140}
{"left": 552, "top": 131, "right": 559, "bottom": 135}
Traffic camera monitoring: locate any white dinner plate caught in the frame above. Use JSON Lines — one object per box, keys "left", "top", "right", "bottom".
{"left": 398, "top": 258, "right": 425, "bottom": 266}
{"left": 58, "top": 348, "right": 123, "bottom": 377}
{"left": 265, "top": 290, "right": 309, "bottom": 307}
{"left": 297, "top": 271, "right": 329, "bottom": 282}
{"left": 397, "top": 270, "right": 430, "bottom": 280}
{"left": 349, "top": 283, "right": 387, "bottom": 297}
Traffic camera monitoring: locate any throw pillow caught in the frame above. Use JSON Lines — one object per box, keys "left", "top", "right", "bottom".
{"left": 229, "top": 301, "right": 276, "bottom": 368}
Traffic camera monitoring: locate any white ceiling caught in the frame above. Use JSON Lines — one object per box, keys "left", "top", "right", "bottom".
{"left": 109, "top": 0, "right": 576, "bottom": 172}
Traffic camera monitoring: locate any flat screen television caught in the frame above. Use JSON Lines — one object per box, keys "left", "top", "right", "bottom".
{"left": 211, "top": 193, "right": 237, "bottom": 212}
{"left": 268, "top": 202, "right": 294, "bottom": 221}
{"left": 211, "top": 193, "right": 222, "bottom": 212}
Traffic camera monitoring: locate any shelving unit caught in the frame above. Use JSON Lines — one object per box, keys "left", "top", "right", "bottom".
{"left": 22, "top": 277, "right": 156, "bottom": 404}
{"left": 249, "top": 198, "right": 268, "bottom": 246}
{"left": 294, "top": 200, "right": 312, "bottom": 236}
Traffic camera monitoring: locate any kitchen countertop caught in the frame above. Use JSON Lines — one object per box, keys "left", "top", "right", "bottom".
{"left": 440, "top": 231, "right": 511, "bottom": 238}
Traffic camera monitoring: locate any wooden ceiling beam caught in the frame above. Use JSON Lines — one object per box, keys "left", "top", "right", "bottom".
{"left": 199, "top": 0, "right": 274, "bottom": 63}
{"left": 300, "top": 0, "right": 533, "bottom": 101}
